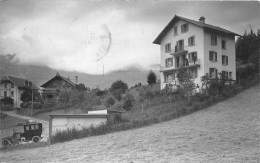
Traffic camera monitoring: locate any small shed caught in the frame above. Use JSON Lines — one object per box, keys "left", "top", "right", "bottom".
{"left": 49, "top": 114, "right": 108, "bottom": 140}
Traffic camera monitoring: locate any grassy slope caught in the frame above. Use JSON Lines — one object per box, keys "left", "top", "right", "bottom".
{"left": 1, "top": 85, "right": 259, "bottom": 162}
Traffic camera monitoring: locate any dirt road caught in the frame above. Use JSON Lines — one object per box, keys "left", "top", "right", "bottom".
{"left": 1, "top": 86, "right": 259, "bottom": 162}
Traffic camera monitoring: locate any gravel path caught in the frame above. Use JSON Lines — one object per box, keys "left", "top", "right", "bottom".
{"left": 1, "top": 86, "right": 259, "bottom": 163}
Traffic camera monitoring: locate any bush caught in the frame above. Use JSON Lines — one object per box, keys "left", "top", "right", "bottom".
{"left": 111, "top": 89, "right": 124, "bottom": 101}
{"left": 147, "top": 70, "right": 157, "bottom": 85}
{"left": 110, "top": 80, "right": 128, "bottom": 93}
{"left": 105, "top": 97, "right": 115, "bottom": 107}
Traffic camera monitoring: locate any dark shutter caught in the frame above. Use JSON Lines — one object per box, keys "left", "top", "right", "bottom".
{"left": 215, "top": 52, "right": 217, "bottom": 62}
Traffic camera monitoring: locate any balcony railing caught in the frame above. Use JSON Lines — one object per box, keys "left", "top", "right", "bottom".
{"left": 175, "top": 59, "right": 200, "bottom": 69}
{"left": 170, "top": 45, "right": 188, "bottom": 56}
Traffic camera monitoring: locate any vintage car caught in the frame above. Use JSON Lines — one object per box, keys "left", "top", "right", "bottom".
{"left": 2, "top": 122, "right": 43, "bottom": 147}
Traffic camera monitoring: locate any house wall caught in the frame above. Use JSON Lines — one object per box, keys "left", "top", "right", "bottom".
{"left": 44, "top": 79, "right": 73, "bottom": 93}
{"left": 50, "top": 116, "right": 107, "bottom": 136}
{"left": 203, "top": 31, "right": 236, "bottom": 80}
{"left": 160, "top": 20, "right": 205, "bottom": 89}
{"left": 0, "top": 82, "right": 24, "bottom": 107}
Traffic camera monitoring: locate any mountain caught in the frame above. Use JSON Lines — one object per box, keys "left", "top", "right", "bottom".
{"left": 0, "top": 54, "right": 159, "bottom": 89}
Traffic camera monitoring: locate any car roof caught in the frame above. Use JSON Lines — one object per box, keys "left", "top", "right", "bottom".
{"left": 14, "top": 122, "right": 42, "bottom": 127}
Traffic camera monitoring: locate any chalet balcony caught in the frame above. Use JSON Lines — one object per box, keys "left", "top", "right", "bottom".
{"left": 170, "top": 45, "right": 188, "bottom": 56}
{"left": 176, "top": 59, "right": 200, "bottom": 69}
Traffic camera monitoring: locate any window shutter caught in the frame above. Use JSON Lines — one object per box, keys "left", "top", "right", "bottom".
{"left": 222, "top": 55, "right": 224, "bottom": 65}
{"left": 226, "top": 57, "right": 228, "bottom": 65}
{"left": 188, "top": 38, "right": 191, "bottom": 46}
{"left": 215, "top": 52, "right": 217, "bottom": 62}
{"left": 215, "top": 69, "right": 218, "bottom": 78}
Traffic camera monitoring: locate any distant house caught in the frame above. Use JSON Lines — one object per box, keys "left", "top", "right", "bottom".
{"left": 41, "top": 72, "right": 76, "bottom": 101}
{"left": 0, "top": 76, "right": 39, "bottom": 107}
{"left": 153, "top": 15, "right": 240, "bottom": 89}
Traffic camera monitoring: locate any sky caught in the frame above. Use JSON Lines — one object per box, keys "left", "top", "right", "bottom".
{"left": 0, "top": 0, "right": 259, "bottom": 74}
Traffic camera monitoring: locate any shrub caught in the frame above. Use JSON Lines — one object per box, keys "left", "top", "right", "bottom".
{"left": 110, "top": 80, "right": 128, "bottom": 93}
{"left": 111, "top": 89, "right": 124, "bottom": 101}
{"left": 105, "top": 97, "right": 115, "bottom": 107}
{"left": 147, "top": 70, "right": 157, "bottom": 85}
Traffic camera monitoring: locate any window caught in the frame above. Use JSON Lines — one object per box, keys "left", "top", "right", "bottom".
{"left": 188, "top": 52, "right": 197, "bottom": 63}
{"left": 181, "top": 23, "right": 189, "bottom": 33}
{"left": 4, "top": 84, "right": 7, "bottom": 89}
{"left": 222, "top": 55, "right": 228, "bottom": 66}
{"left": 165, "top": 73, "right": 175, "bottom": 83}
{"left": 31, "top": 125, "right": 35, "bottom": 130}
{"left": 209, "top": 68, "right": 218, "bottom": 78}
{"left": 4, "top": 91, "right": 7, "bottom": 98}
{"left": 25, "top": 126, "right": 29, "bottom": 131}
{"left": 174, "top": 26, "right": 178, "bottom": 36}
{"left": 229, "top": 72, "right": 232, "bottom": 79}
{"left": 209, "top": 51, "right": 217, "bottom": 62}
{"left": 165, "top": 43, "right": 171, "bottom": 53}
{"left": 11, "top": 91, "right": 14, "bottom": 97}
{"left": 189, "top": 68, "right": 198, "bottom": 78}
{"left": 188, "top": 36, "right": 195, "bottom": 46}
{"left": 221, "top": 71, "right": 229, "bottom": 79}
{"left": 222, "top": 40, "right": 226, "bottom": 49}
{"left": 165, "top": 58, "right": 173, "bottom": 68}
{"left": 175, "top": 40, "right": 184, "bottom": 52}
{"left": 211, "top": 35, "right": 217, "bottom": 45}
{"left": 35, "top": 125, "right": 39, "bottom": 130}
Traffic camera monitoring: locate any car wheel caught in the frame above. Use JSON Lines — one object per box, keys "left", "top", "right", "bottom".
{"left": 32, "top": 136, "right": 40, "bottom": 143}
{"left": 2, "top": 139, "right": 11, "bottom": 147}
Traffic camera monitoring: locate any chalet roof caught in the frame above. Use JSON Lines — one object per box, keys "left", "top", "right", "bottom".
{"left": 153, "top": 15, "right": 241, "bottom": 45}
{"left": 0, "top": 75, "right": 39, "bottom": 90}
{"left": 41, "top": 73, "right": 76, "bottom": 88}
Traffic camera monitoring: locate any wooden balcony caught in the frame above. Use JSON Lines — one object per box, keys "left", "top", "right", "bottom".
{"left": 170, "top": 45, "right": 188, "bottom": 56}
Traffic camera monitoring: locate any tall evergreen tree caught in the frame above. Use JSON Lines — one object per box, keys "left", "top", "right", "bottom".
{"left": 147, "top": 70, "right": 157, "bottom": 85}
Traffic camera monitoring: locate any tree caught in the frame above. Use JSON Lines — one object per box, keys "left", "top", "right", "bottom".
{"left": 122, "top": 93, "right": 135, "bottom": 122}
{"left": 110, "top": 80, "right": 128, "bottom": 101}
{"left": 1, "top": 97, "right": 13, "bottom": 107}
{"left": 110, "top": 80, "right": 128, "bottom": 93}
{"left": 147, "top": 70, "right": 157, "bottom": 85}
{"left": 177, "top": 67, "right": 195, "bottom": 102}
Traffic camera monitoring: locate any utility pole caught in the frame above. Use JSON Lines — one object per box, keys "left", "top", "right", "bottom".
{"left": 31, "top": 89, "right": 33, "bottom": 116}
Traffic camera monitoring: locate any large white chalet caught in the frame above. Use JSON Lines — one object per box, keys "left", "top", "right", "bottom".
{"left": 153, "top": 15, "right": 240, "bottom": 89}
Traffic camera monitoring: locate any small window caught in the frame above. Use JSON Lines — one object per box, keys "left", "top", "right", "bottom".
{"left": 165, "top": 43, "right": 171, "bottom": 53}
{"left": 222, "top": 55, "right": 228, "bottom": 66}
{"left": 188, "top": 52, "right": 197, "bottom": 63}
{"left": 221, "top": 71, "right": 228, "bottom": 79}
{"left": 25, "top": 126, "right": 30, "bottom": 131}
{"left": 11, "top": 83, "right": 14, "bottom": 88}
{"left": 35, "top": 125, "right": 39, "bottom": 130}
{"left": 209, "top": 68, "right": 218, "bottom": 78}
{"left": 189, "top": 68, "right": 198, "bottom": 78}
{"left": 229, "top": 72, "right": 232, "bottom": 79}
{"left": 222, "top": 40, "right": 226, "bottom": 49}
{"left": 31, "top": 125, "right": 35, "bottom": 130}
{"left": 4, "top": 84, "right": 7, "bottom": 89}
{"left": 209, "top": 51, "right": 217, "bottom": 62}
{"left": 165, "top": 58, "right": 173, "bottom": 68}
{"left": 188, "top": 36, "right": 195, "bottom": 46}
{"left": 11, "top": 91, "right": 14, "bottom": 97}
{"left": 4, "top": 91, "right": 7, "bottom": 98}
{"left": 174, "top": 26, "right": 178, "bottom": 36}
{"left": 165, "top": 73, "right": 175, "bottom": 83}
{"left": 181, "top": 23, "right": 189, "bottom": 33}
{"left": 211, "top": 35, "right": 217, "bottom": 45}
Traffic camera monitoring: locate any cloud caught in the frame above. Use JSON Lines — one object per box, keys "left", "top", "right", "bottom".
{"left": 0, "top": 1, "right": 259, "bottom": 74}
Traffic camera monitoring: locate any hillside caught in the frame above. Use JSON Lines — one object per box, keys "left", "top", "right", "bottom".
{"left": 0, "top": 54, "right": 158, "bottom": 89}
{"left": 1, "top": 86, "right": 259, "bottom": 162}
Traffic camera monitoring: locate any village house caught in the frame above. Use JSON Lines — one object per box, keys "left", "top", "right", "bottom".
{"left": 153, "top": 15, "right": 240, "bottom": 89}
{"left": 0, "top": 76, "right": 39, "bottom": 108}
{"left": 41, "top": 72, "right": 76, "bottom": 102}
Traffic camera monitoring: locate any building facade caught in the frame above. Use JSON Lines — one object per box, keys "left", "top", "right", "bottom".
{"left": 0, "top": 76, "right": 39, "bottom": 107}
{"left": 41, "top": 72, "right": 76, "bottom": 102}
{"left": 153, "top": 15, "right": 240, "bottom": 89}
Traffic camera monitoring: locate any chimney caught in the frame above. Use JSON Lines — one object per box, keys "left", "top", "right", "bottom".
{"left": 199, "top": 16, "right": 205, "bottom": 23}
{"left": 75, "top": 76, "right": 78, "bottom": 85}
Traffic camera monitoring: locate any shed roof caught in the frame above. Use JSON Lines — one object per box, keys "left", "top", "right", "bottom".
{"left": 153, "top": 15, "right": 241, "bottom": 45}
{"left": 49, "top": 114, "right": 109, "bottom": 118}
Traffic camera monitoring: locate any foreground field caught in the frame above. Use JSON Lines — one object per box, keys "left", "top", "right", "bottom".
{"left": 0, "top": 86, "right": 259, "bottom": 163}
